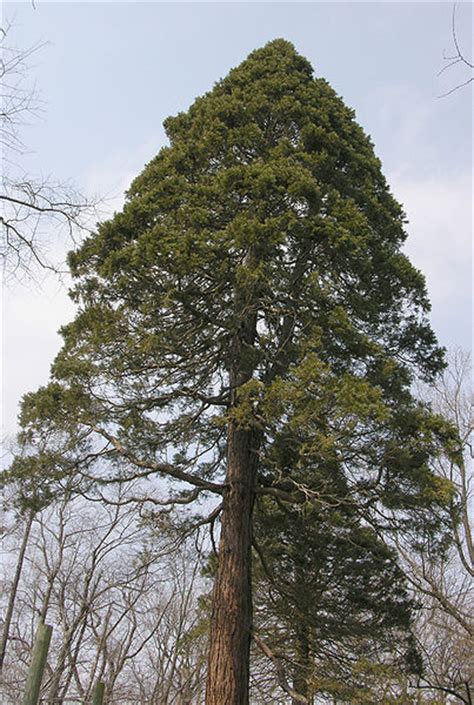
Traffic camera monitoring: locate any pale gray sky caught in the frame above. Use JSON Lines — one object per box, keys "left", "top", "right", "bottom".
{"left": 2, "top": 1, "right": 472, "bottom": 440}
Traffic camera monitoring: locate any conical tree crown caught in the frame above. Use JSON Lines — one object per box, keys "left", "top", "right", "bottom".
{"left": 14, "top": 40, "right": 453, "bottom": 524}
{"left": 69, "top": 38, "right": 438, "bottom": 373}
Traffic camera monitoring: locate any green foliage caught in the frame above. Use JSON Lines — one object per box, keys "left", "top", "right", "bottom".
{"left": 253, "top": 494, "right": 423, "bottom": 699}
{"left": 5, "top": 38, "right": 458, "bottom": 697}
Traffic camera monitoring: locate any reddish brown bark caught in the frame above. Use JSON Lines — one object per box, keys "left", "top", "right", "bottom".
{"left": 205, "top": 424, "right": 259, "bottom": 705}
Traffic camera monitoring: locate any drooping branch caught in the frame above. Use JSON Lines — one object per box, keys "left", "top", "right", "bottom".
{"left": 88, "top": 424, "right": 225, "bottom": 495}
{"left": 253, "top": 634, "right": 309, "bottom": 704}
{"left": 415, "top": 681, "right": 471, "bottom": 705}
{"left": 1, "top": 175, "right": 100, "bottom": 277}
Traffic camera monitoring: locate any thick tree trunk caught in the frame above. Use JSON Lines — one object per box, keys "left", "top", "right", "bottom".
{"left": 206, "top": 242, "right": 260, "bottom": 703}
{"left": 205, "top": 424, "right": 259, "bottom": 705}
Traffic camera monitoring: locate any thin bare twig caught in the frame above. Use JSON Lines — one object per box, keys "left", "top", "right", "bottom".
{"left": 438, "top": 4, "right": 473, "bottom": 97}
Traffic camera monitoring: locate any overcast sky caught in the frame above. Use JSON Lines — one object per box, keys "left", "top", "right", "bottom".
{"left": 2, "top": 1, "right": 472, "bottom": 442}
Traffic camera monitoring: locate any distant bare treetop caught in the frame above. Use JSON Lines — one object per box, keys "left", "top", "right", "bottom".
{"left": 0, "top": 20, "right": 45, "bottom": 156}
{"left": 0, "top": 21, "right": 99, "bottom": 280}
{"left": 438, "top": 3, "right": 473, "bottom": 97}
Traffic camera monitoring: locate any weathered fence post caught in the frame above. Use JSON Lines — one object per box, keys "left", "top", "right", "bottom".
{"left": 22, "top": 621, "right": 53, "bottom": 705}
{"left": 92, "top": 680, "right": 105, "bottom": 705}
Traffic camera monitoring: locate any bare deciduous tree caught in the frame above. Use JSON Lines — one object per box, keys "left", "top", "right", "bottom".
{"left": 0, "top": 507, "right": 34, "bottom": 673}
{"left": 0, "top": 487, "right": 209, "bottom": 704}
{"left": 0, "top": 21, "right": 99, "bottom": 278}
{"left": 402, "top": 349, "right": 473, "bottom": 703}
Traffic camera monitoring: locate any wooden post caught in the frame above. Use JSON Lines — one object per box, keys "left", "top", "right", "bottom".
{"left": 22, "top": 621, "right": 52, "bottom": 705}
{"left": 92, "top": 681, "right": 105, "bottom": 705}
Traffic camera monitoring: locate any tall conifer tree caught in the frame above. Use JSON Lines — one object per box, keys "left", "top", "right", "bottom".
{"left": 11, "top": 40, "right": 455, "bottom": 703}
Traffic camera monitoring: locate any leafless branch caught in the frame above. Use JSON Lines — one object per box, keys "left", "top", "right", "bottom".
{"left": 0, "top": 22, "right": 101, "bottom": 280}
{"left": 438, "top": 4, "right": 473, "bottom": 97}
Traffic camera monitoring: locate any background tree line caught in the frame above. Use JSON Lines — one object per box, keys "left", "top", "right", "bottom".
{"left": 1, "top": 341, "right": 471, "bottom": 703}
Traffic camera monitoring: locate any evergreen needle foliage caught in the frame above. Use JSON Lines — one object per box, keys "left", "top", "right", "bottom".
{"left": 6, "top": 40, "right": 458, "bottom": 702}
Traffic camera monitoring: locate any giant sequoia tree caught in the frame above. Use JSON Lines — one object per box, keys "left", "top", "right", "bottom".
{"left": 10, "top": 40, "right": 456, "bottom": 703}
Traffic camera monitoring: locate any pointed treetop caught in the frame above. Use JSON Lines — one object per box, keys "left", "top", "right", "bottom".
{"left": 224, "top": 38, "right": 315, "bottom": 83}
{"left": 162, "top": 38, "right": 319, "bottom": 147}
